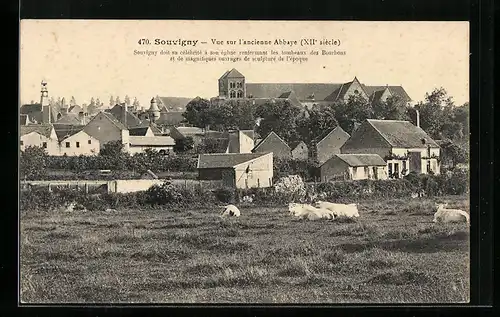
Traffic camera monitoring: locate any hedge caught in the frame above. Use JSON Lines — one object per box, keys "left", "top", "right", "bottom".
{"left": 20, "top": 170, "right": 468, "bottom": 212}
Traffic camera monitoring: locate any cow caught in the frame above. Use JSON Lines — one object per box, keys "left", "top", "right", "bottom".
{"left": 288, "top": 203, "right": 335, "bottom": 220}
{"left": 221, "top": 204, "right": 241, "bottom": 217}
{"left": 433, "top": 203, "right": 469, "bottom": 224}
{"left": 314, "top": 201, "right": 360, "bottom": 218}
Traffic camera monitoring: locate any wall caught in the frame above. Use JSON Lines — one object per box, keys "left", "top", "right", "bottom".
{"left": 57, "top": 131, "right": 100, "bottom": 156}
{"left": 239, "top": 131, "right": 255, "bottom": 153}
{"left": 291, "top": 143, "right": 309, "bottom": 160}
{"left": 316, "top": 128, "right": 350, "bottom": 164}
{"left": 112, "top": 179, "right": 165, "bottom": 193}
{"left": 392, "top": 147, "right": 440, "bottom": 175}
{"left": 128, "top": 145, "right": 174, "bottom": 155}
{"left": 233, "top": 153, "right": 273, "bottom": 189}
{"left": 342, "top": 79, "right": 369, "bottom": 102}
{"left": 320, "top": 156, "right": 349, "bottom": 182}
{"left": 21, "top": 132, "right": 60, "bottom": 155}
{"left": 341, "top": 121, "right": 392, "bottom": 158}
{"left": 253, "top": 133, "right": 291, "bottom": 158}
{"left": 84, "top": 112, "right": 123, "bottom": 144}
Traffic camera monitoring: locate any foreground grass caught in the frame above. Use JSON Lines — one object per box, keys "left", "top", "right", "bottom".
{"left": 20, "top": 195, "right": 470, "bottom": 303}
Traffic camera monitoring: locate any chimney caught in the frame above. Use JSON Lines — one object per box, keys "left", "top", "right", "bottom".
{"left": 40, "top": 80, "right": 51, "bottom": 124}
{"left": 415, "top": 109, "right": 420, "bottom": 128}
{"left": 122, "top": 104, "right": 127, "bottom": 128}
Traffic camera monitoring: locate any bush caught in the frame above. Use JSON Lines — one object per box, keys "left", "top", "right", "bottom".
{"left": 213, "top": 187, "right": 236, "bottom": 204}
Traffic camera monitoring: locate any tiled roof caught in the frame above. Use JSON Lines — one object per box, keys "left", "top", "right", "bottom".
{"left": 202, "top": 138, "right": 230, "bottom": 153}
{"left": 20, "top": 125, "right": 54, "bottom": 138}
{"left": 253, "top": 131, "right": 291, "bottom": 151}
{"left": 156, "top": 111, "right": 186, "bottom": 126}
{"left": 20, "top": 104, "right": 42, "bottom": 114}
{"left": 107, "top": 104, "right": 143, "bottom": 128}
{"left": 129, "top": 136, "right": 175, "bottom": 146}
{"left": 55, "top": 113, "right": 83, "bottom": 125}
{"left": 97, "top": 111, "right": 128, "bottom": 130}
{"left": 367, "top": 119, "right": 439, "bottom": 148}
{"left": 197, "top": 152, "right": 270, "bottom": 169}
{"left": 246, "top": 83, "right": 344, "bottom": 101}
{"left": 333, "top": 154, "right": 387, "bottom": 167}
{"left": 317, "top": 126, "right": 350, "bottom": 147}
{"left": 220, "top": 68, "right": 245, "bottom": 79}
{"left": 54, "top": 125, "right": 86, "bottom": 141}
{"left": 128, "top": 126, "right": 151, "bottom": 136}
{"left": 363, "top": 85, "right": 412, "bottom": 102}
{"left": 156, "top": 96, "right": 194, "bottom": 112}
{"left": 174, "top": 126, "right": 205, "bottom": 136}
{"left": 68, "top": 105, "right": 83, "bottom": 114}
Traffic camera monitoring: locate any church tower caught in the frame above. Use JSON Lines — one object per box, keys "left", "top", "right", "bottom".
{"left": 40, "top": 80, "right": 51, "bottom": 124}
{"left": 218, "top": 68, "right": 246, "bottom": 99}
{"left": 149, "top": 97, "right": 161, "bottom": 123}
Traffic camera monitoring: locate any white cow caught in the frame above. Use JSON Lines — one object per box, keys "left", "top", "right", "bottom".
{"left": 288, "top": 203, "right": 335, "bottom": 220}
{"left": 314, "top": 201, "right": 360, "bottom": 218}
{"left": 433, "top": 203, "right": 469, "bottom": 224}
{"left": 221, "top": 204, "right": 241, "bottom": 217}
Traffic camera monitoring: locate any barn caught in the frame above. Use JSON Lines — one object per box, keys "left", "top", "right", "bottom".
{"left": 197, "top": 152, "right": 273, "bottom": 189}
{"left": 320, "top": 154, "right": 388, "bottom": 181}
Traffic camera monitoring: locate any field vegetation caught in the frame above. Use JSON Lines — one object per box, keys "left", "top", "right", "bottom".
{"left": 20, "top": 195, "right": 469, "bottom": 303}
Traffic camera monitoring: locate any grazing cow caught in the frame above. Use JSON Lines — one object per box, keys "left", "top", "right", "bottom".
{"left": 222, "top": 204, "right": 241, "bottom": 217}
{"left": 314, "top": 201, "right": 360, "bottom": 218}
{"left": 433, "top": 203, "right": 469, "bottom": 224}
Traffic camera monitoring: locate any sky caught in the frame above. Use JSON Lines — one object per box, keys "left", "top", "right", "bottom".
{"left": 20, "top": 20, "right": 469, "bottom": 108}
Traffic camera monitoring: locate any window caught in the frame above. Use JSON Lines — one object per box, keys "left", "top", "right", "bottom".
{"left": 353, "top": 167, "right": 358, "bottom": 176}
{"left": 394, "top": 163, "right": 400, "bottom": 178}
{"left": 88, "top": 140, "right": 92, "bottom": 144}
{"left": 427, "top": 160, "right": 431, "bottom": 173}
{"left": 236, "top": 81, "right": 242, "bottom": 88}
{"left": 66, "top": 142, "right": 70, "bottom": 148}
{"left": 402, "top": 160, "right": 407, "bottom": 174}
{"left": 354, "top": 89, "right": 359, "bottom": 94}
{"left": 42, "top": 142, "right": 47, "bottom": 149}
{"left": 237, "top": 90, "right": 243, "bottom": 98}
{"left": 364, "top": 167, "right": 369, "bottom": 178}
{"left": 76, "top": 142, "right": 80, "bottom": 148}
{"left": 230, "top": 82, "right": 236, "bottom": 88}
{"left": 388, "top": 163, "right": 393, "bottom": 176}
{"left": 230, "top": 91, "right": 236, "bottom": 98}
{"left": 20, "top": 140, "right": 24, "bottom": 146}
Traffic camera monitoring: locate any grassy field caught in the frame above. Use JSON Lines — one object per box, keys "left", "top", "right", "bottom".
{"left": 20, "top": 195, "right": 470, "bottom": 304}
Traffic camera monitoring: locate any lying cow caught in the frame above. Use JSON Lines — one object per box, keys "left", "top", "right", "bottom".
{"left": 314, "top": 201, "right": 360, "bottom": 218}
{"left": 433, "top": 203, "right": 469, "bottom": 224}
{"left": 221, "top": 204, "right": 241, "bottom": 217}
{"left": 288, "top": 203, "right": 335, "bottom": 220}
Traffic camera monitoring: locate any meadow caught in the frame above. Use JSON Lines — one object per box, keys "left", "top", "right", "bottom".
{"left": 20, "top": 195, "right": 470, "bottom": 304}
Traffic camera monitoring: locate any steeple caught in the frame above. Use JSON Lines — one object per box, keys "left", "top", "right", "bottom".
{"left": 149, "top": 97, "right": 160, "bottom": 123}
{"left": 40, "top": 80, "right": 51, "bottom": 124}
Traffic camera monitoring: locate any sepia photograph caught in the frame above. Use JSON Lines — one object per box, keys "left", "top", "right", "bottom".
{"left": 19, "top": 20, "right": 470, "bottom": 304}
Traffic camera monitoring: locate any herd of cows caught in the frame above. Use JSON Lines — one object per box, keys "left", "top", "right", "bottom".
{"left": 221, "top": 200, "right": 470, "bottom": 224}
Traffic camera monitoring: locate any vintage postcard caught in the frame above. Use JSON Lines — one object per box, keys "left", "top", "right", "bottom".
{"left": 19, "top": 20, "right": 470, "bottom": 304}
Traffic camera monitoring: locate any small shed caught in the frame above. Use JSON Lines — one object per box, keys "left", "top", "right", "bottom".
{"left": 197, "top": 152, "right": 273, "bottom": 189}
{"left": 320, "top": 154, "right": 388, "bottom": 182}
{"left": 252, "top": 131, "right": 291, "bottom": 158}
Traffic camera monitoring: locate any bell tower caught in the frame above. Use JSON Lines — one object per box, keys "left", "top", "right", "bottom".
{"left": 41, "top": 80, "right": 51, "bottom": 124}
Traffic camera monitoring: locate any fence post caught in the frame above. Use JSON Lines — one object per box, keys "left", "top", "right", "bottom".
{"left": 85, "top": 183, "right": 89, "bottom": 194}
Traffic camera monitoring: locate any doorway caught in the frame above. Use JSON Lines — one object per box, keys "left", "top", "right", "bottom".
{"left": 408, "top": 151, "right": 422, "bottom": 174}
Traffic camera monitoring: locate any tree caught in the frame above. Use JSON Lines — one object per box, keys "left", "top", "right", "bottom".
{"left": 372, "top": 95, "right": 410, "bottom": 121}
{"left": 20, "top": 146, "right": 48, "bottom": 180}
{"left": 61, "top": 97, "right": 67, "bottom": 108}
{"left": 99, "top": 141, "right": 128, "bottom": 170}
{"left": 115, "top": 96, "right": 122, "bottom": 105}
{"left": 124, "top": 95, "right": 131, "bottom": 106}
{"left": 109, "top": 96, "right": 115, "bottom": 107}
{"left": 441, "top": 142, "right": 468, "bottom": 167}
{"left": 334, "top": 94, "right": 373, "bottom": 134}
{"left": 413, "top": 88, "right": 455, "bottom": 139}
{"left": 133, "top": 97, "right": 140, "bottom": 109}
{"left": 183, "top": 97, "right": 212, "bottom": 128}
{"left": 88, "top": 97, "right": 97, "bottom": 114}
{"left": 297, "top": 105, "right": 339, "bottom": 143}
{"left": 254, "top": 99, "right": 302, "bottom": 144}
{"left": 70, "top": 96, "right": 77, "bottom": 106}
{"left": 173, "top": 137, "right": 195, "bottom": 153}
